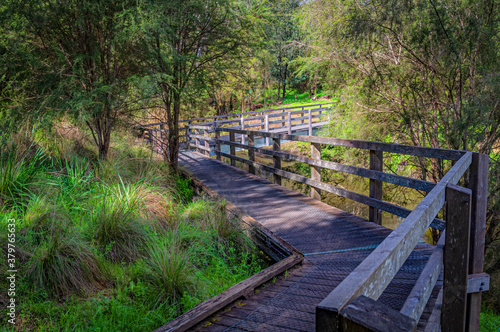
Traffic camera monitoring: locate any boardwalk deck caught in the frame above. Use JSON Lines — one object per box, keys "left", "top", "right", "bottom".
{"left": 177, "top": 151, "right": 441, "bottom": 332}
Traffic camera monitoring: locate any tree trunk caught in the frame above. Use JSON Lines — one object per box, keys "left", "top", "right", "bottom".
{"left": 282, "top": 63, "right": 288, "bottom": 99}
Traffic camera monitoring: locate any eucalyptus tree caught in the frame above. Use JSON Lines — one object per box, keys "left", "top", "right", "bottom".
{"left": 141, "top": 0, "right": 262, "bottom": 170}
{"left": 4, "top": 0, "right": 141, "bottom": 158}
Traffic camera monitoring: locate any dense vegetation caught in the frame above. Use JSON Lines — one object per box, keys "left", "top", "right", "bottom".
{"left": 1, "top": 0, "right": 500, "bottom": 329}
{"left": 0, "top": 128, "right": 266, "bottom": 330}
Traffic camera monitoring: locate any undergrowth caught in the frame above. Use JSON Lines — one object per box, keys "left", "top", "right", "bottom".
{"left": 0, "top": 128, "right": 266, "bottom": 331}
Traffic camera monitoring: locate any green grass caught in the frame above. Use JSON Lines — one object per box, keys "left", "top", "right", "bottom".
{"left": 481, "top": 307, "right": 500, "bottom": 331}
{"left": 0, "top": 129, "right": 267, "bottom": 331}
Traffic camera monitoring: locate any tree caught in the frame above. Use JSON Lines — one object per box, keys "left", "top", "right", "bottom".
{"left": 266, "top": 0, "right": 302, "bottom": 99}
{"left": 141, "top": 0, "right": 262, "bottom": 171}
{"left": 4, "top": 0, "right": 141, "bottom": 158}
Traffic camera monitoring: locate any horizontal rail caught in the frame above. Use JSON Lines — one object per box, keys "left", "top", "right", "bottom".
{"left": 316, "top": 152, "right": 472, "bottom": 325}
{"left": 218, "top": 150, "right": 445, "bottom": 230}
{"left": 216, "top": 128, "right": 466, "bottom": 160}
{"left": 217, "top": 139, "right": 436, "bottom": 192}
{"left": 139, "top": 102, "right": 334, "bottom": 128}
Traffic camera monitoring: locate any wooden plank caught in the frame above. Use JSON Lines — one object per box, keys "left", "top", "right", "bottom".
{"left": 442, "top": 184, "right": 471, "bottom": 332}
{"left": 265, "top": 115, "right": 270, "bottom": 146}
{"left": 315, "top": 152, "right": 472, "bottom": 330}
{"left": 467, "top": 273, "right": 490, "bottom": 293}
{"left": 273, "top": 138, "right": 281, "bottom": 185}
{"left": 153, "top": 254, "right": 303, "bottom": 332}
{"left": 240, "top": 117, "right": 245, "bottom": 145}
{"left": 288, "top": 112, "right": 292, "bottom": 135}
{"left": 217, "top": 139, "right": 436, "bottom": 192}
{"left": 204, "top": 130, "right": 210, "bottom": 157}
{"left": 308, "top": 109, "right": 313, "bottom": 136}
{"left": 216, "top": 150, "right": 445, "bottom": 230}
{"left": 311, "top": 143, "right": 321, "bottom": 200}
{"left": 248, "top": 132, "right": 255, "bottom": 175}
{"left": 339, "top": 296, "right": 416, "bottom": 332}
{"left": 400, "top": 231, "right": 445, "bottom": 322}
{"left": 369, "top": 150, "right": 383, "bottom": 225}
{"left": 424, "top": 289, "right": 443, "bottom": 332}
{"left": 216, "top": 128, "right": 466, "bottom": 160}
{"left": 215, "top": 128, "right": 221, "bottom": 161}
{"left": 229, "top": 132, "right": 236, "bottom": 167}
{"left": 466, "top": 152, "right": 489, "bottom": 332}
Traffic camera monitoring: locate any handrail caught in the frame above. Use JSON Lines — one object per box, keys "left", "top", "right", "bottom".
{"left": 137, "top": 102, "right": 334, "bottom": 128}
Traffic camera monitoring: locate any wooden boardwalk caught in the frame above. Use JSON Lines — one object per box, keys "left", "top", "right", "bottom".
{"left": 177, "top": 151, "right": 440, "bottom": 332}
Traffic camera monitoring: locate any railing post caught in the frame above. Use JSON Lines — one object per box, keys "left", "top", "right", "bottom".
{"left": 287, "top": 112, "right": 292, "bottom": 135}
{"left": 215, "top": 129, "right": 221, "bottom": 161}
{"left": 301, "top": 107, "right": 305, "bottom": 124}
{"left": 248, "top": 132, "right": 255, "bottom": 175}
{"left": 369, "top": 150, "right": 383, "bottom": 224}
{"left": 229, "top": 132, "right": 236, "bottom": 167}
{"left": 204, "top": 128, "right": 210, "bottom": 157}
{"left": 442, "top": 184, "right": 472, "bottom": 332}
{"left": 265, "top": 114, "right": 270, "bottom": 146}
{"left": 308, "top": 109, "right": 313, "bottom": 136}
{"left": 241, "top": 116, "right": 245, "bottom": 145}
{"left": 273, "top": 137, "right": 281, "bottom": 185}
{"left": 159, "top": 124, "right": 165, "bottom": 154}
{"left": 151, "top": 129, "right": 156, "bottom": 152}
{"left": 261, "top": 111, "right": 265, "bottom": 130}
{"left": 195, "top": 129, "right": 200, "bottom": 154}
{"left": 186, "top": 124, "right": 190, "bottom": 151}
{"left": 311, "top": 143, "right": 321, "bottom": 200}
{"left": 466, "top": 153, "right": 489, "bottom": 331}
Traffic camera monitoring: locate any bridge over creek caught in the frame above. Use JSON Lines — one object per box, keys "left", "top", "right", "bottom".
{"left": 140, "top": 104, "right": 490, "bottom": 332}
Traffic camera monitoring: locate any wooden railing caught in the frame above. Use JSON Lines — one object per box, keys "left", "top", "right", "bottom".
{"left": 136, "top": 102, "right": 333, "bottom": 150}
{"left": 184, "top": 124, "right": 490, "bottom": 332}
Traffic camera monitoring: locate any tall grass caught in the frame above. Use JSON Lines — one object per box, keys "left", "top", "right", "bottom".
{"left": 0, "top": 129, "right": 266, "bottom": 331}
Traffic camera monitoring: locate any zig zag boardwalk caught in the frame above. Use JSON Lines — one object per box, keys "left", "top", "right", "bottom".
{"left": 178, "top": 151, "right": 440, "bottom": 332}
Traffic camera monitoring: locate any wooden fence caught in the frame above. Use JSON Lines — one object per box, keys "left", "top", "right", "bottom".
{"left": 185, "top": 124, "right": 490, "bottom": 332}
{"left": 136, "top": 102, "right": 333, "bottom": 152}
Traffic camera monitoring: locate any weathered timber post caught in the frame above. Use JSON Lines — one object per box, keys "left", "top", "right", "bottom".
{"left": 301, "top": 107, "right": 305, "bottom": 124}
{"left": 248, "top": 132, "right": 255, "bottom": 175}
{"left": 273, "top": 137, "right": 281, "bottom": 185}
{"left": 308, "top": 109, "right": 313, "bottom": 136}
{"left": 195, "top": 129, "right": 200, "bottom": 154}
{"left": 466, "top": 153, "right": 489, "bottom": 331}
{"left": 287, "top": 112, "right": 292, "bottom": 135}
{"left": 241, "top": 117, "right": 245, "bottom": 145}
{"left": 151, "top": 129, "right": 156, "bottom": 152}
{"left": 261, "top": 111, "right": 265, "bottom": 130}
{"left": 204, "top": 128, "right": 210, "bottom": 157}
{"left": 185, "top": 124, "right": 190, "bottom": 151}
{"left": 229, "top": 132, "right": 236, "bottom": 167}
{"left": 442, "top": 184, "right": 472, "bottom": 332}
{"left": 369, "top": 150, "right": 383, "bottom": 224}
{"left": 311, "top": 143, "right": 322, "bottom": 200}
{"left": 265, "top": 115, "right": 270, "bottom": 146}
{"left": 159, "top": 124, "right": 165, "bottom": 155}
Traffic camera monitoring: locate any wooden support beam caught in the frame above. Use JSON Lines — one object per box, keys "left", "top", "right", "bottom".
{"left": 287, "top": 112, "right": 292, "bottom": 135}
{"left": 240, "top": 116, "right": 245, "bottom": 145}
{"left": 369, "top": 150, "right": 383, "bottom": 225}
{"left": 273, "top": 138, "right": 281, "bottom": 185}
{"left": 308, "top": 109, "right": 313, "bottom": 136}
{"left": 466, "top": 153, "right": 489, "bottom": 332}
{"left": 195, "top": 129, "right": 200, "bottom": 154}
{"left": 265, "top": 114, "right": 270, "bottom": 146}
{"left": 229, "top": 132, "right": 236, "bottom": 167}
{"left": 215, "top": 127, "right": 221, "bottom": 161}
{"left": 204, "top": 129, "right": 210, "bottom": 157}
{"left": 248, "top": 132, "right": 255, "bottom": 175}
{"left": 186, "top": 125, "right": 191, "bottom": 150}
{"left": 442, "top": 184, "right": 472, "bottom": 332}
{"left": 311, "top": 143, "right": 321, "bottom": 201}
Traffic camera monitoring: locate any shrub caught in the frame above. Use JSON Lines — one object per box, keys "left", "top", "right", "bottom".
{"left": 145, "top": 237, "right": 197, "bottom": 303}
{"left": 25, "top": 228, "right": 105, "bottom": 297}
